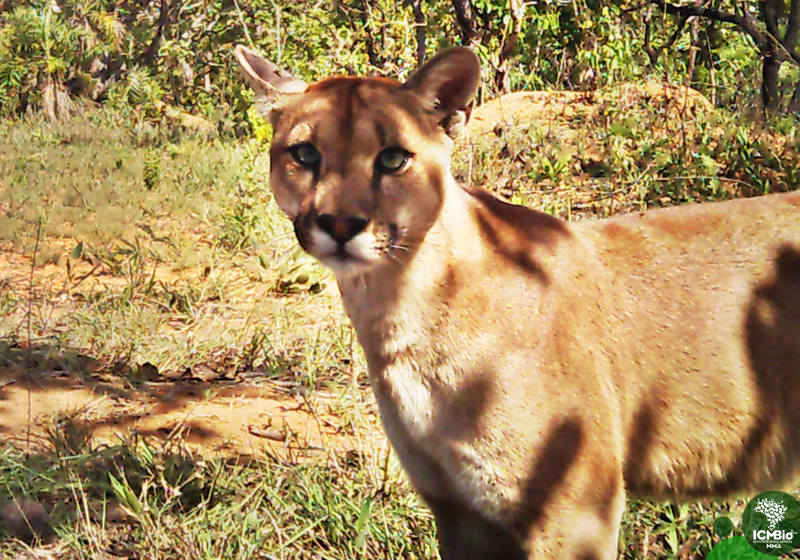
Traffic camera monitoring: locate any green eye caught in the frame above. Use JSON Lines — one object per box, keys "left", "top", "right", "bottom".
{"left": 290, "top": 143, "right": 321, "bottom": 167}
{"left": 377, "top": 148, "right": 410, "bottom": 173}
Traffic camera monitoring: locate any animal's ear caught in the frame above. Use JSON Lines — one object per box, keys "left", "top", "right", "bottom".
{"left": 402, "top": 47, "right": 481, "bottom": 138}
{"left": 233, "top": 45, "right": 307, "bottom": 117}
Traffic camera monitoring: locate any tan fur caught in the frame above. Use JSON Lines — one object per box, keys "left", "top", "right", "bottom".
{"left": 234, "top": 45, "right": 800, "bottom": 559}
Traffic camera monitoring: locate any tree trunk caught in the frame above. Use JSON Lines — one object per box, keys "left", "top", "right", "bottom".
{"left": 762, "top": 43, "right": 781, "bottom": 113}
{"left": 140, "top": 0, "right": 174, "bottom": 68}
{"left": 647, "top": 0, "right": 800, "bottom": 114}
{"left": 493, "top": 0, "right": 524, "bottom": 93}
{"left": 701, "top": 20, "right": 718, "bottom": 106}
{"left": 786, "top": 0, "right": 800, "bottom": 52}
{"left": 451, "top": 0, "right": 479, "bottom": 44}
{"left": 407, "top": 0, "right": 427, "bottom": 65}
{"left": 790, "top": 79, "right": 800, "bottom": 114}
{"left": 359, "top": 0, "right": 381, "bottom": 67}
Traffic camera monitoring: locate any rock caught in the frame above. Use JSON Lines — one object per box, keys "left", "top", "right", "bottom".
{"left": 0, "top": 499, "right": 54, "bottom": 544}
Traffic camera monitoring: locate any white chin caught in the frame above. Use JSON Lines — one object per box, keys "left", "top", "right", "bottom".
{"left": 307, "top": 228, "right": 380, "bottom": 278}
{"left": 322, "top": 255, "right": 377, "bottom": 278}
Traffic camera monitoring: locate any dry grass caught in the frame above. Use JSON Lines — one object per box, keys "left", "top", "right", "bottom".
{"left": 455, "top": 82, "right": 800, "bottom": 220}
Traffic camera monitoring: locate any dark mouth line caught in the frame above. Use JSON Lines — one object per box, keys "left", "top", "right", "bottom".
{"left": 324, "top": 247, "right": 366, "bottom": 264}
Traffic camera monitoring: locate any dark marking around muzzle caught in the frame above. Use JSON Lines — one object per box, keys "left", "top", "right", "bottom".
{"left": 316, "top": 213, "right": 370, "bottom": 245}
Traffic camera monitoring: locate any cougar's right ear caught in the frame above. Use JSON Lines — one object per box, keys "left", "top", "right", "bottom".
{"left": 402, "top": 47, "right": 481, "bottom": 138}
{"left": 233, "top": 45, "right": 307, "bottom": 117}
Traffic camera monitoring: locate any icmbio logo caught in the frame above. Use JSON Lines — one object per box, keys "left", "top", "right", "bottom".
{"left": 708, "top": 491, "right": 800, "bottom": 558}
{"left": 742, "top": 491, "right": 800, "bottom": 555}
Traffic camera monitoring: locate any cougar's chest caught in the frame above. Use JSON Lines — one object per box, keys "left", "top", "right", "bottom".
{"left": 342, "top": 279, "right": 442, "bottom": 440}
{"left": 363, "top": 311, "right": 461, "bottom": 496}
{"left": 365, "top": 353, "right": 445, "bottom": 496}
{"left": 339, "top": 271, "right": 506, "bottom": 503}
{"left": 370, "top": 344, "right": 437, "bottom": 442}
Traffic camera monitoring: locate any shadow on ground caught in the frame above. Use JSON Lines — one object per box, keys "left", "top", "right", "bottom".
{"left": 0, "top": 339, "right": 381, "bottom": 461}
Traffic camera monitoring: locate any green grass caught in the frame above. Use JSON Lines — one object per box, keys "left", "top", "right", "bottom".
{"left": 0, "top": 109, "right": 347, "bottom": 387}
{"left": 452, "top": 85, "right": 800, "bottom": 221}
{"left": 1, "top": 420, "right": 798, "bottom": 559}
{"left": 0, "top": 104, "right": 799, "bottom": 559}
{"left": 0, "top": 424, "right": 437, "bottom": 559}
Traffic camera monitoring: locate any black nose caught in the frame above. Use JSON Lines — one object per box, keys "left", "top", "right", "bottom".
{"left": 316, "top": 214, "right": 370, "bottom": 245}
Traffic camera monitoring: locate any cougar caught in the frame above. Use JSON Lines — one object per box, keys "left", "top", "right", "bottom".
{"left": 234, "top": 44, "right": 800, "bottom": 559}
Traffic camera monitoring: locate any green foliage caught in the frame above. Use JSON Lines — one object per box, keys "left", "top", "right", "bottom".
{"left": 0, "top": 3, "right": 92, "bottom": 116}
{"left": 107, "top": 66, "right": 165, "bottom": 113}
{"left": 0, "top": 0, "right": 426, "bottom": 122}
{"left": 142, "top": 148, "right": 161, "bottom": 190}
{"left": 0, "top": 0, "right": 795, "bottom": 126}
{"left": 453, "top": 83, "right": 798, "bottom": 223}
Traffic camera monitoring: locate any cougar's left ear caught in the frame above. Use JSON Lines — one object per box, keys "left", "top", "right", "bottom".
{"left": 402, "top": 47, "right": 481, "bottom": 138}
{"left": 233, "top": 45, "right": 307, "bottom": 118}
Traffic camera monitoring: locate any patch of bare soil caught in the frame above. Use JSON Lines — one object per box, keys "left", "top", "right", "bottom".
{"left": 0, "top": 366, "right": 382, "bottom": 462}
{"left": 0, "top": 246, "right": 382, "bottom": 463}
{"left": 466, "top": 81, "right": 712, "bottom": 141}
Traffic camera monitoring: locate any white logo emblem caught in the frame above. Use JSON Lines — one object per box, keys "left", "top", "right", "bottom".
{"left": 754, "top": 498, "right": 788, "bottom": 530}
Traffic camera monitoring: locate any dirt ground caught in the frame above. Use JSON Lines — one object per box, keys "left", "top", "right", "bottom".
{"left": 0, "top": 245, "right": 385, "bottom": 463}
{"left": 0, "top": 367, "right": 383, "bottom": 461}
{"left": 465, "top": 81, "right": 712, "bottom": 141}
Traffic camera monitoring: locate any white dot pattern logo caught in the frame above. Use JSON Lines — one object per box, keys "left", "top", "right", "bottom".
{"left": 754, "top": 498, "right": 788, "bottom": 530}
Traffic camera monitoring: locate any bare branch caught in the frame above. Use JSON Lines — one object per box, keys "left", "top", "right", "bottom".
{"left": 648, "top": 0, "right": 800, "bottom": 66}
{"left": 139, "top": 0, "right": 176, "bottom": 68}
{"left": 500, "top": 0, "right": 524, "bottom": 60}
{"left": 649, "top": 0, "right": 768, "bottom": 50}
{"left": 360, "top": 0, "right": 380, "bottom": 67}
{"left": 645, "top": 5, "right": 691, "bottom": 68}
{"left": 493, "top": 0, "right": 524, "bottom": 93}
